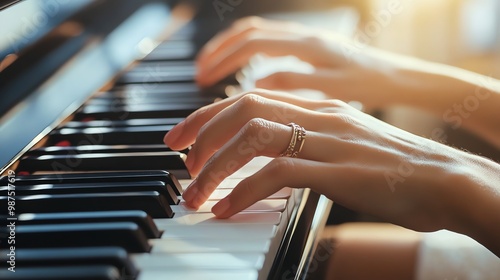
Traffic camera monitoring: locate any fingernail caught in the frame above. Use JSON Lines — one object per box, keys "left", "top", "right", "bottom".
{"left": 164, "top": 120, "right": 185, "bottom": 146}
{"left": 182, "top": 179, "right": 198, "bottom": 202}
{"left": 212, "top": 196, "right": 231, "bottom": 217}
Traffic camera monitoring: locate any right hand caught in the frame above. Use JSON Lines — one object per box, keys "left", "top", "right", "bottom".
{"left": 196, "top": 16, "right": 397, "bottom": 109}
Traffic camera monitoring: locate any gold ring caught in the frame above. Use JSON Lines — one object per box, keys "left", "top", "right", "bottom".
{"left": 280, "top": 123, "right": 306, "bottom": 158}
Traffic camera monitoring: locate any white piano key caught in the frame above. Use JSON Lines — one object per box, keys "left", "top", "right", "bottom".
{"left": 217, "top": 178, "right": 245, "bottom": 189}
{"left": 177, "top": 157, "right": 273, "bottom": 191}
{"left": 132, "top": 252, "right": 265, "bottom": 270}
{"left": 154, "top": 212, "right": 282, "bottom": 227}
{"left": 178, "top": 179, "right": 192, "bottom": 191}
{"left": 178, "top": 178, "right": 246, "bottom": 191}
{"left": 207, "top": 187, "right": 292, "bottom": 200}
{"left": 171, "top": 199, "right": 287, "bottom": 213}
{"left": 150, "top": 238, "right": 270, "bottom": 253}
{"left": 159, "top": 224, "right": 278, "bottom": 239}
{"left": 228, "top": 157, "right": 272, "bottom": 178}
{"left": 138, "top": 269, "right": 259, "bottom": 280}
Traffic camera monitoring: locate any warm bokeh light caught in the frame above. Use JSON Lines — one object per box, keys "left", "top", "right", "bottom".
{"left": 350, "top": 0, "right": 499, "bottom": 77}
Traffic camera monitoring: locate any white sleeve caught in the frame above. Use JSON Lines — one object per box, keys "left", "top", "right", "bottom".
{"left": 415, "top": 230, "right": 500, "bottom": 280}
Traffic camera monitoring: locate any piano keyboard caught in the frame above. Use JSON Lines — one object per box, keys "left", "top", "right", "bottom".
{"left": 0, "top": 1, "right": 336, "bottom": 279}
{"left": 0, "top": 19, "right": 305, "bottom": 280}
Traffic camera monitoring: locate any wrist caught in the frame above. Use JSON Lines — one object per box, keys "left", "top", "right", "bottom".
{"left": 446, "top": 154, "right": 500, "bottom": 257}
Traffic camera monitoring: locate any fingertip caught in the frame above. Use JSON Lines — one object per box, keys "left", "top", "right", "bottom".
{"left": 212, "top": 196, "right": 232, "bottom": 218}
{"left": 182, "top": 200, "right": 200, "bottom": 210}
{"left": 163, "top": 120, "right": 185, "bottom": 148}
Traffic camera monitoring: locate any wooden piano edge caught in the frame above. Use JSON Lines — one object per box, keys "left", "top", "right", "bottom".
{"left": 268, "top": 189, "right": 333, "bottom": 280}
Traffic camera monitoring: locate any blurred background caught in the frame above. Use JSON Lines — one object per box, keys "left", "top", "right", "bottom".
{"left": 346, "top": 0, "right": 500, "bottom": 162}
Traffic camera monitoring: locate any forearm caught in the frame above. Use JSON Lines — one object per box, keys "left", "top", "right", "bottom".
{"left": 446, "top": 153, "right": 500, "bottom": 258}
{"left": 379, "top": 52, "right": 500, "bottom": 147}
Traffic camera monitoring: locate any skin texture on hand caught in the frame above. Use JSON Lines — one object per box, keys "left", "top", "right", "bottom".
{"left": 164, "top": 90, "right": 500, "bottom": 259}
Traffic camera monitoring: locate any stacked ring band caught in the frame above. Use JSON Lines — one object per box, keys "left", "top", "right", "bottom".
{"left": 280, "top": 123, "right": 306, "bottom": 158}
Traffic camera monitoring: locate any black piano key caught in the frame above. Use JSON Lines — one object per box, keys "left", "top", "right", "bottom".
{"left": 3, "top": 180, "right": 179, "bottom": 205}
{"left": 103, "top": 83, "right": 201, "bottom": 97}
{"left": 5, "top": 211, "right": 161, "bottom": 238}
{"left": 128, "top": 60, "right": 195, "bottom": 73}
{"left": 0, "top": 265, "right": 121, "bottom": 280}
{"left": 0, "top": 247, "right": 137, "bottom": 278}
{"left": 74, "top": 103, "right": 202, "bottom": 120}
{"left": 0, "top": 222, "right": 151, "bottom": 252}
{"left": 11, "top": 170, "right": 184, "bottom": 195}
{"left": 61, "top": 118, "right": 184, "bottom": 128}
{"left": 118, "top": 67, "right": 195, "bottom": 84}
{"left": 0, "top": 191, "right": 174, "bottom": 218}
{"left": 87, "top": 95, "right": 212, "bottom": 106}
{"left": 102, "top": 83, "right": 227, "bottom": 100}
{"left": 17, "top": 151, "right": 190, "bottom": 179}
{"left": 47, "top": 125, "right": 174, "bottom": 146}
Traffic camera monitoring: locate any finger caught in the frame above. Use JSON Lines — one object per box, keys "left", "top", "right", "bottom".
{"left": 182, "top": 94, "right": 338, "bottom": 176}
{"left": 211, "top": 157, "right": 397, "bottom": 219}
{"left": 196, "top": 36, "right": 318, "bottom": 88}
{"left": 197, "top": 17, "right": 265, "bottom": 64}
{"left": 211, "top": 157, "right": 335, "bottom": 218}
{"left": 197, "top": 30, "right": 292, "bottom": 78}
{"left": 163, "top": 90, "right": 340, "bottom": 150}
{"left": 182, "top": 119, "right": 332, "bottom": 208}
{"left": 197, "top": 17, "right": 302, "bottom": 66}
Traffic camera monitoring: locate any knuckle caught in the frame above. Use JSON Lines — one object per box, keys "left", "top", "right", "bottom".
{"left": 236, "top": 93, "right": 265, "bottom": 112}
{"left": 315, "top": 99, "right": 346, "bottom": 113}
{"left": 242, "top": 118, "right": 268, "bottom": 136}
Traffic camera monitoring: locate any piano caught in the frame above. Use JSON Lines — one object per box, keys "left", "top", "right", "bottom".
{"left": 0, "top": 1, "right": 334, "bottom": 279}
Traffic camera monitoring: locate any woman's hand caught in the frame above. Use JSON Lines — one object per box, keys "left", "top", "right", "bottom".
{"left": 163, "top": 89, "right": 500, "bottom": 244}
{"left": 196, "top": 17, "right": 396, "bottom": 109}
{"left": 196, "top": 17, "right": 500, "bottom": 148}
